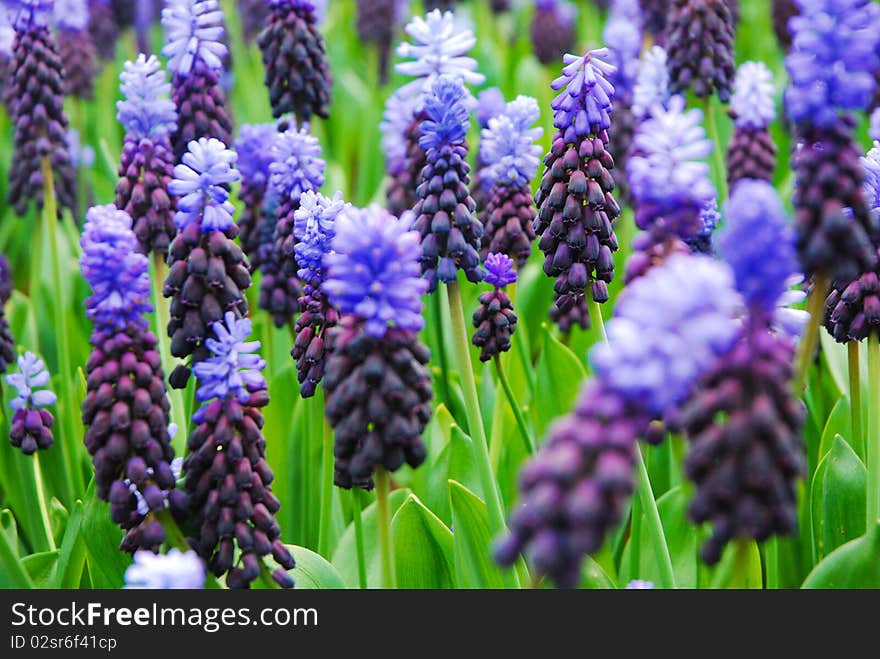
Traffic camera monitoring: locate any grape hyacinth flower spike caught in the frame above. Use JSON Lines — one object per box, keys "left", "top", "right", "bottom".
{"left": 291, "top": 190, "right": 347, "bottom": 398}
{"left": 80, "top": 204, "right": 187, "bottom": 553}
{"left": 163, "top": 138, "right": 250, "bottom": 388}
{"left": 666, "top": 0, "right": 736, "bottom": 102}
{"left": 260, "top": 121, "right": 326, "bottom": 328}
{"left": 6, "top": 352, "right": 56, "bottom": 455}
{"left": 529, "top": 0, "right": 576, "bottom": 66}
{"left": 186, "top": 312, "right": 295, "bottom": 588}
{"left": 478, "top": 96, "right": 543, "bottom": 268}
{"left": 124, "top": 548, "right": 205, "bottom": 589}
{"left": 631, "top": 46, "right": 670, "bottom": 122}
{"left": 727, "top": 61, "right": 777, "bottom": 189}
{"left": 533, "top": 48, "right": 621, "bottom": 333}
{"left": 322, "top": 206, "right": 432, "bottom": 489}
{"left": 412, "top": 76, "right": 484, "bottom": 292}
{"left": 471, "top": 86, "right": 507, "bottom": 220}
{"left": 162, "top": 0, "right": 233, "bottom": 160}
{"left": 0, "top": 255, "right": 17, "bottom": 376}
{"left": 234, "top": 122, "right": 279, "bottom": 269}
{"left": 53, "top": 0, "right": 97, "bottom": 100}
{"left": 87, "top": 0, "right": 118, "bottom": 60}
{"left": 258, "top": 0, "right": 332, "bottom": 121}
{"left": 356, "top": 0, "right": 406, "bottom": 84}
{"left": 5, "top": 0, "right": 77, "bottom": 217}
{"left": 496, "top": 254, "right": 742, "bottom": 587}
{"left": 115, "top": 54, "right": 179, "bottom": 258}
{"left": 384, "top": 8, "right": 484, "bottom": 217}
{"left": 472, "top": 253, "right": 518, "bottom": 362}
{"left": 680, "top": 180, "right": 805, "bottom": 564}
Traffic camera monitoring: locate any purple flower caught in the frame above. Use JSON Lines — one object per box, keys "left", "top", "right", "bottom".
{"left": 862, "top": 143, "right": 880, "bottom": 214}
{"left": 418, "top": 75, "right": 469, "bottom": 151}
{"left": 730, "top": 61, "right": 776, "bottom": 129}
{"left": 785, "top": 0, "right": 880, "bottom": 127}
{"left": 53, "top": 0, "right": 88, "bottom": 30}
{"left": 268, "top": 123, "right": 325, "bottom": 203}
{"left": 871, "top": 108, "right": 880, "bottom": 143}
{"left": 625, "top": 579, "right": 655, "bottom": 589}
{"left": 632, "top": 45, "right": 669, "bottom": 120}
{"left": 324, "top": 206, "right": 428, "bottom": 338}
{"left": 475, "top": 86, "right": 506, "bottom": 128}
{"left": 551, "top": 48, "right": 617, "bottom": 137}
{"left": 479, "top": 95, "right": 543, "bottom": 189}
{"left": 6, "top": 352, "right": 56, "bottom": 411}
{"left": 718, "top": 179, "right": 799, "bottom": 318}
{"left": 124, "top": 548, "right": 205, "bottom": 589}
{"left": 590, "top": 253, "right": 742, "bottom": 417}
{"left": 5, "top": 0, "right": 52, "bottom": 28}
{"left": 294, "top": 190, "right": 347, "bottom": 285}
{"left": 117, "top": 54, "right": 178, "bottom": 141}
{"left": 193, "top": 311, "right": 266, "bottom": 404}
{"left": 234, "top": 123, "right": 277, "bottom": 195}
{"left": 80, "top": 204, "right": 152, "bottom": 333}
{"left": 169, "top": 138, "right": 240, "bottom": 231}
{"left": 604, "top": 0, "right": 642, "bottom": 94}
{"left": 380, "top": 90, "right": 415, "bottom": 176}
{"left": 483, "top": 252, "right": 516, "bottom": 288}
{"left": 161, "top": 0, "right": 228, "bottom": 76}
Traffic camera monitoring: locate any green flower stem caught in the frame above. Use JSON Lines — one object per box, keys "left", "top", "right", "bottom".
{"left": 493, "top": 354, "right": 534, "bottom": 454}
{"left": 431, "top": 289, "right": 453, "bottom": 408}
{"left": 154, "top": 508, "right": 225, "bottom": 589}
{"left": 32, "top": 452, "right": 56, "bottom": 551}
{"left": 588, "top": 297, "right": 608, "bottom": 343}
{"left": 629, "top": 497, "right": 642, "bottom": 580}
{"left": 701, "top": 97, "right": 728, "bottom": 203}
{"left": 375, "top": 467, "right": 395, "bottom": 589}
{"left": 317, "top": 414, "right": 334, "bottom": 557}
{"left": 764, "top": 537, "right": 779, "bottom": 589}
{"left": 41, "top": 157, "right": 83, "bottom": 498}
{"left": 867, "top": 335, "right": 879, "bottom": 537}
{"left": 351, "top": 489, "right": 367, "bottom": 589}
{"left": 447, "top": 281, "right": 520, "bottom": 589}
{"left": 151, "top": 254, "right": 188, "bottom": 455}
{"left": 793, "top": 274, "right": 829, "bottom": 395}
{"left": 848, "top": 341, "right": 863, "bottom": 459}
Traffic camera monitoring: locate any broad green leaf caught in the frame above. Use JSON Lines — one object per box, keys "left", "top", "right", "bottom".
{"left": 22, "top": 550, "right": 59, "bottom": 588}
{"left": 580, "top": 556, "right": 616, "bottom": 589}
{"left": 81, "top": 481, "right": 129, "bottom": 589}
{"left": 803, "top": 530, "right": 880, "bottom": 588}
{"left": 55, "top": 500, "right": 86, "bottom": 589}
{"left": 0, "top": 517, "right": 33, "bottom": 588}
{"left": 331, "top": 488, "right": 409, "bottom": 588}
{"left": 707, "top": 541, "right": 763, "bottom": 589}
{"left": 391, "top": 494, "right": 455, "bottom": 589}
{"left": 285, "top": 545, "right": 346, "bottom": 589}
{"left": 811, "top": 436, "right": 866, "bottom": 559}
{"left": 530, "top": 325, "right": 587, "bottom": 438}
{"left": 449, "top": 480, "right": 505, "bottom": 588}
{"left": 817, "top": 397, "right": 853, "bottom": 464}
{"left": 819, "top": 331, "right": 847, "bottom": 399}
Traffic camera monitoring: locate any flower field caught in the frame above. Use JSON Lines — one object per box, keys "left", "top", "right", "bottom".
{"left": 0, "top": 0, "right": 878, "bottom": 591}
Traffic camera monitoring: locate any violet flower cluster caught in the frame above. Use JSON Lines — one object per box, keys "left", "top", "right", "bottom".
{"left": 53, "top": 0, "right": 97, "bottom": 100}
{"left": 530, "top": 0, "right": 576, "bottom": 66}
{"left": 472, "top": 253, "right": 519, "bottom": 362}
{"left": 234, "top": 122, "right": 279, "bottom": 269}
{"left": 727, "top": 61, "right": 777, "bottom": 189}
{"left": 6, "top": 352, "right": 56, "bottom": 455}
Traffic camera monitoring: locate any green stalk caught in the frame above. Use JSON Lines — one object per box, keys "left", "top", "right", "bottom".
{"left": 152, "top": 254, "right": 188, "bottom": 454}
{"left": 154, "top": 508, "right": 225, "bottom": 589}
{"left": 588, "top": 297, "right": 608, "bottom": 343}
{"left": 375, "top": 467, "right": 395, "bottom": 589}
{"left": 431, "top": 290, "right": 453, "bottom": 408}
{"left": 447, "top": 281, "right": 520, "bottom": 589}
{"left": 317, "top": 415, "right": 334, "bottom": 557}
{"left": 701, "top": 97, "right": 728, "bottom": 203}
{"left": 32, "top": 452, "right": 56, "bottom": 551}
{"left": 351, "top": 489, "right": 367, "bottom": 589}
{"left": 867, "top": 335, "right": 879, "bottom": 537}
{"left": 793, "top": 274, "right": 829, "bottom": 394}
{"left": 764, "top": 537, "right": 779, "bottom": 589}
{"left": 848, "top": 341, "right": 863, "bottom": 459}
{"left": 493, "top": 355, "right": 534, "bottom": 454}
{"left": 41, "top": 158, "right": 83, "bottom": 498}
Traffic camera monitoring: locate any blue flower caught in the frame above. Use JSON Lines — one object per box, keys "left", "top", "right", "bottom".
{"left": 234, "top": 122, "right": 277, "bottom": 192}
{"left": 80, "top": 204, "right": 152, "bottom": 333}
{"left": 730, "top": 61, "right": 776, "bottom": 129}
{"left": 862, "top": 143, "right": 880, "bottom": 215}
{"left": 161, "top": 0, "right": 228, "bottom": 76}
{"left": 590, "top": 253, "right": 741, "bottom": 418}
{"left": 625, "top": 579, "right": 655, "bottom": 589}
{"left": 380, "top": 90, "right": 415, "bottom": 176}
{"left": 475, "top": 87, "right": 506, "bottom": 129}
{"left": 551, "top": 48, "right": 617, "bottom": 138}
{"left": 124, "top": 549, "right": 205, "bottom": 589}
{"left": 294, "top": 190, "right": 348, "bottom": 285}
{"left": 871, "top": 108, "right": 880, "bottom": 143}
{"left": 169, "top": 138, "right": 240, "bottom": 232}
{"left": 394, "top": 9, "right": 485, "bottom": 104}
{"left": 632, "top": 46, "right": 669, "bottom": 120}
{"left": 116, "top": 54, "right": 178, "bottom": 141}
{"left": 604, "top": 0, "right": 642, "bottom": 94}
{"left": 718, "top": 180, "right": 800, "bottom": 318}
{"left": 6, "top": 352, "right": 56, "bottom": 412}
{"left": 324, "top": 206, "right": 428, "bottom": 338}
{"left": 785, "top": 0, "right": 880, "bottom": 127}
{"left": 53, "top": 0, "right": 88, "bottom": 30}
{"left": 483, "top": 252, "right": 517, "bottom": 288}
{"left": 5, "top": 0, "right": 53, "bottom": 29}
{"left": 419, "top": 75, "right": 470, "bottom": 152}
{"left": 628, "top": 95, "right": 715, "bottom": 218}
{"left": 193, "top": 311, "right": 266, "bottom": 404}
{"left": 479, "top": 95, "right": 543, "bottom": 189}
{"left": 268, "top": 123, "right": 325, "bottom": 203}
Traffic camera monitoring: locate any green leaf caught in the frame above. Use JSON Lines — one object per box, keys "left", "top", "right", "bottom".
{"left": 803, "top": 530, "right": 880, "bottom": 588}
{"left": 55, "top": 500, "right": 86, "bottom": 589}
{"left": 819, "top": 331, "right": 848, "bottom": 399}
{"left": 22, "top": 550, "right": 59, "bottom": 588}
{"left": 580, "top": 556, "right": 616, "bottom": 589}
{"left": 707, "top": 541, "right": 763, "bottom": 589}
{"left": 391, "top": 494, "right": 455, "bottom": 589}
{"left": 817, "top": 397, "right": 853, "bottom": 464}
{"left": 448, "top": 480, "right": 505, "bottom": 588}
{"left": 285, "top": 545, "right": 346, "bottom": 589}
{"left": 331, "top": 488, "right": 409, "bottom": 588}
{"left": 0, "top": 515, "right": 33, "bottom": 588}
{"left": 81, "top": 481, "right": 129, "bottom": 589}
{"left": 530, "top": 325, "right": 587, "bottom": 438}
{"left": 811, "top": 435, "right": 866, "bottom": 559}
